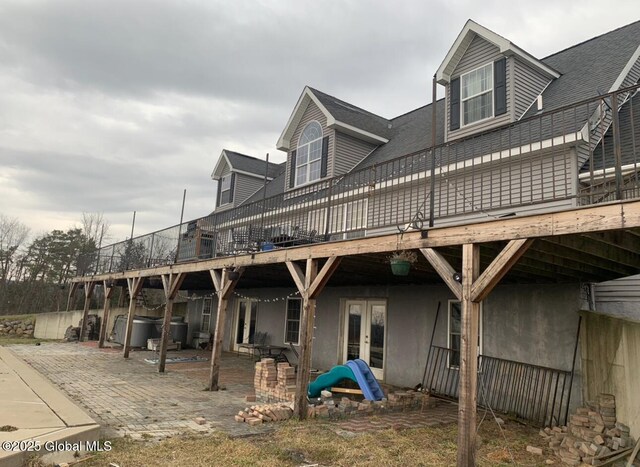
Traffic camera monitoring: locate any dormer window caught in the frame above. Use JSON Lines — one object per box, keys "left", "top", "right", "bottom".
{"left": 461, "top": 63, "right": 493, "bottom": 126}
{"left": 219, "top": 173, "right": 233, "bottom": 205}
{"left": 296, "top": 121, "right": 323, "bottom": 186}
{"left": 449, "top": 58, "right": 506, "bottom": 132}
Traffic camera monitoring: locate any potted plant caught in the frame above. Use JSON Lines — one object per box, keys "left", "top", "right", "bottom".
{"left": 388, "top": 250, "right": 418, "bottom": 276}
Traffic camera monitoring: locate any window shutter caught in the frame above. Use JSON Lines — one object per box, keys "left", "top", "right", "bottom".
{"left": 450, "top": 77, "right": 461, "bottom": 131}
{"left": 216, "top": 177, "right": 222, "bottom": 207}
{"left": 321, "top": 136, "right": 329, "bottom": 178}
{"left": 228, "top": 173, "right": 235, "bottom": 204}
{"left": 289, "top": 150, "right": 297, "bottom": 188}
{"left": 494, "top": 58, "right": 507, "bottom": 116}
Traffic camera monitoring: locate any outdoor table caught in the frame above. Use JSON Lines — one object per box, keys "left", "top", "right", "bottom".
{"left": 254, "top": 345, "right": 289, "bottom": 363}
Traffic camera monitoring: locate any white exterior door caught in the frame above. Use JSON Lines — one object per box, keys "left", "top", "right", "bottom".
{"left": 343, "top": 299, "right": 386, "bottom": 380}
{"left": 233, "top": 299, "right": 257, "bottom": 352}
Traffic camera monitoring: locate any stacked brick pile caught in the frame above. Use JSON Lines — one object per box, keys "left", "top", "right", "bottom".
{"left": 254, "top": 358, "right": 296, "bottom": 403}
{"left": 540, "top": 394, "right": 634, "bottom": 466}
{"left": 306, "top": 390, "right": 435, "bottom": 419}
{"left": 235, "top": 403, "right": 294, "bottom": 426}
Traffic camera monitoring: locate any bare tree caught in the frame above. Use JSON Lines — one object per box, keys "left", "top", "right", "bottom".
{"left": 0, "top": 214, "right": 30, "bottom": 284}
{"left": 80, "top": 212, "right": 110, "bottom": 248}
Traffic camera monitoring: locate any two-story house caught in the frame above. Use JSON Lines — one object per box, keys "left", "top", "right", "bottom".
{"left": 81, "top": 19, "right": 640, "bottom": 437}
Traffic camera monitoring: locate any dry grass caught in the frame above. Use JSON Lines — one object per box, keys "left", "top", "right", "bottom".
{"left": 75, "top": 417, "right": 549, "bottom": 467}
{"left": 0, "top": 336, "right": 56, "bottom": 346}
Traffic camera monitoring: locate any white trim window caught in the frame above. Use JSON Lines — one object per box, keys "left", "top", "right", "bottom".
{"left": 296, "top": 121, "right": 323, "bottom": 186}
{"left": 201, "top": 298, "right": 212, "bottom": 332}
{"left": 219, "top": 174, "right": 232, "bottom": 205}
{"left": 461, "top": 63, "right": 493, "bottom": 126}
{"left": 284, "top": 298, "right": 301, "bottom": 345}
{"left": 448, "top": 300, "right": 482, "bottom": 368}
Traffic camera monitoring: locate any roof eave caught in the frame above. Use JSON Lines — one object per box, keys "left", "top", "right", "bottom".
{"left": 327, "top": 117, "right": 389, "bottom": 145}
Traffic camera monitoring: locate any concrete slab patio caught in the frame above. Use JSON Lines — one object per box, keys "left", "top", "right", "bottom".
{"left": 0, "top": 346, "right": 100, "bottom": 467}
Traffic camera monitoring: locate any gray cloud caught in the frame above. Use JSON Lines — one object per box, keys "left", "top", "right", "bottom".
{"left": 1, "top": 0, "right": 639, "bottom": 240}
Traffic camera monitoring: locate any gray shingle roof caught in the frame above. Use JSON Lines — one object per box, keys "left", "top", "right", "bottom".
{"left": 309, "top": 87, "right": 393, "bottom": 139}
{"left": 527, "top": 20, "right": 640, "bottom": 117}
{"left": 242, "top": 20, "right": 640, "bottom": 206}
{"left": 224, "top": 150, "right": 282, "bottom": 179}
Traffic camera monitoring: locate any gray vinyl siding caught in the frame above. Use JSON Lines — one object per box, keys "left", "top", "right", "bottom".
{"left": 285, "top": 101, "right": 332, "bottom": 190}
{"left": 446, "top": 35, "right": 512, "bottom": 142}
{"left": 234, "top": 173, "right": 267, "bottom": 207}
{"left": 514, "top": 59, "right": 552, "bottom": 120}
{"left": 333, "top": 131, "right": 377, "bottom": 176}
{"left": 596, "top": 275, "right": 640, "bottom": 303}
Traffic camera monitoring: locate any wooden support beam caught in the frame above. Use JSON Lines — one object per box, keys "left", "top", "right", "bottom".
{"left": 286, "top": 258, "right": 339, "bottom": 419}
{"left": 78, "top": 282, "right": 97, "bottom": 342}
{"left": 457, "top": 244, "right": 480, "bottom": 467}
{"left": 158, "top": 273, "right": 186, "bottom": 373}
{"left": 309, "top": 257, "right": 341, "bottom": 299}
{"left": 420, "top": 248, "right": 462, "bottom": 300}
{"left": 123, "top": 277, "right": 144, "bottom": 358}
{"left": 66, "top": 281, "right": 80, "bottom": 311}
{"left": 470, "top": 239, "right": 533, "bottom": 302}
{"left": 98, "top": 281, "right": 115, "bottom": 348}
{"left": 207, "top": 268, "right": 243, "bottom": 391}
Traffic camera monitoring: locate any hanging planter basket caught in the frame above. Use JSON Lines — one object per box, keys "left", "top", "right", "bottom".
{"left": 390, "top": 259, "right": 411, "bottom": 276}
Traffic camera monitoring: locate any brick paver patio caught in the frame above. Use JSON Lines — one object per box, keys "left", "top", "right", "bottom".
{"left": 9, "top": 342, "right": 459, "bottom": 441}
{"left": 9, "top": 342, "right": 269, "bottom": 439}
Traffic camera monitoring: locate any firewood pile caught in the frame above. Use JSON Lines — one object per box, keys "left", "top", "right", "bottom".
{"left": 540, "top": 394, "right": 636, "bottom": 466}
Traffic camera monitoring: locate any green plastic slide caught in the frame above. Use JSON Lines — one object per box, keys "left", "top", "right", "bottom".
{"left": 307, "top": 364, "right": 357, "bottom": 397}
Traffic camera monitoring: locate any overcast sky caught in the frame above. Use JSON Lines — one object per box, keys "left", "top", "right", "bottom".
{"left": 1, "top": 0, "right": 639, "bottom": 242}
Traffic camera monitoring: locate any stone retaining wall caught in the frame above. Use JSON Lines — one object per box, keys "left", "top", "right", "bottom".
{"left": 0, "top": 319, "right": 35, "bottom": 337}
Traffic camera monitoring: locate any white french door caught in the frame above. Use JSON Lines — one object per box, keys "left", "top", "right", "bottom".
{"left": 343, "top": 300, "right": 386, "bottom": 380}
{"left": 233, "top": 299, "right": 257, "bottom": 352}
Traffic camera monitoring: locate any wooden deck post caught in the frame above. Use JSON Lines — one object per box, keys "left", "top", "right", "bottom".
{"left": 207, "top": 267, "right": 243, "bottom": 391}
{"left": 78, "top": 281, "right": 96, "bottom": 342}
{"left": 98, "top": 281, "right": 115, "bottom": 348}
{"left": 158, "top": 273, "right": 186, "bottom": 373}
{"left": 66, "top": 282, "right": 80, "bottom": 311}
{"left": 286, "top": 257, "right": 341, "bottom": 419}
{"left": 421, "top": 239, "right": 532, "bottom": 467}
{"left": 123, "top": 277, "right": 145, "bottom": 358}
{"left": 458, "top": 243, "right": 480, "bottom": 467}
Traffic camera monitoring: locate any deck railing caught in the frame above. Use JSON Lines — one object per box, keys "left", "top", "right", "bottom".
{"left": 77, "top": 83, "right": 640, "bottom": 276}
{"left": 425, "top": 346, "right": 573, "bottom": 427}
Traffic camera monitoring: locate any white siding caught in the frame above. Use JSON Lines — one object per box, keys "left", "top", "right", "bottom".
{"left": 596, "top": 275, "right": 640, "bottom": 303}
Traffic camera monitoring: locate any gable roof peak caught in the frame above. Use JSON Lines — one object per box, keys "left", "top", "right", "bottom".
{"left": 211, "top": 149, "right": 280, "bottom": 180}
{"left": 276, "top": 86, "right": 390, "bottom": 151}
{"left": 436, "top": 19, "right": 560, "bottom": 85}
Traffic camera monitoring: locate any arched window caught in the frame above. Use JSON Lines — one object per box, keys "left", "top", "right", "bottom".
{"left": 296, "top": 121, "right": 323, "bottom": 186}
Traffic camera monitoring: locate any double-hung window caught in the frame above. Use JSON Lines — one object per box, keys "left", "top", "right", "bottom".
{"left": 461, "top": 63, "right": 493, "bottom": 126}
{"left": 296, "top": 121, "right": 323, "bottom": 186}
{"left": 219, "top": 174, "right": 232, "bottom": 205}
{"left": 201, "top": 298, "right": 212, "bottom": 332}
{"left": 284, "top": 298, "right": 301, "bottom": 345}
{"left": 448, "top": 300, "right": 482, "bottom": 368}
